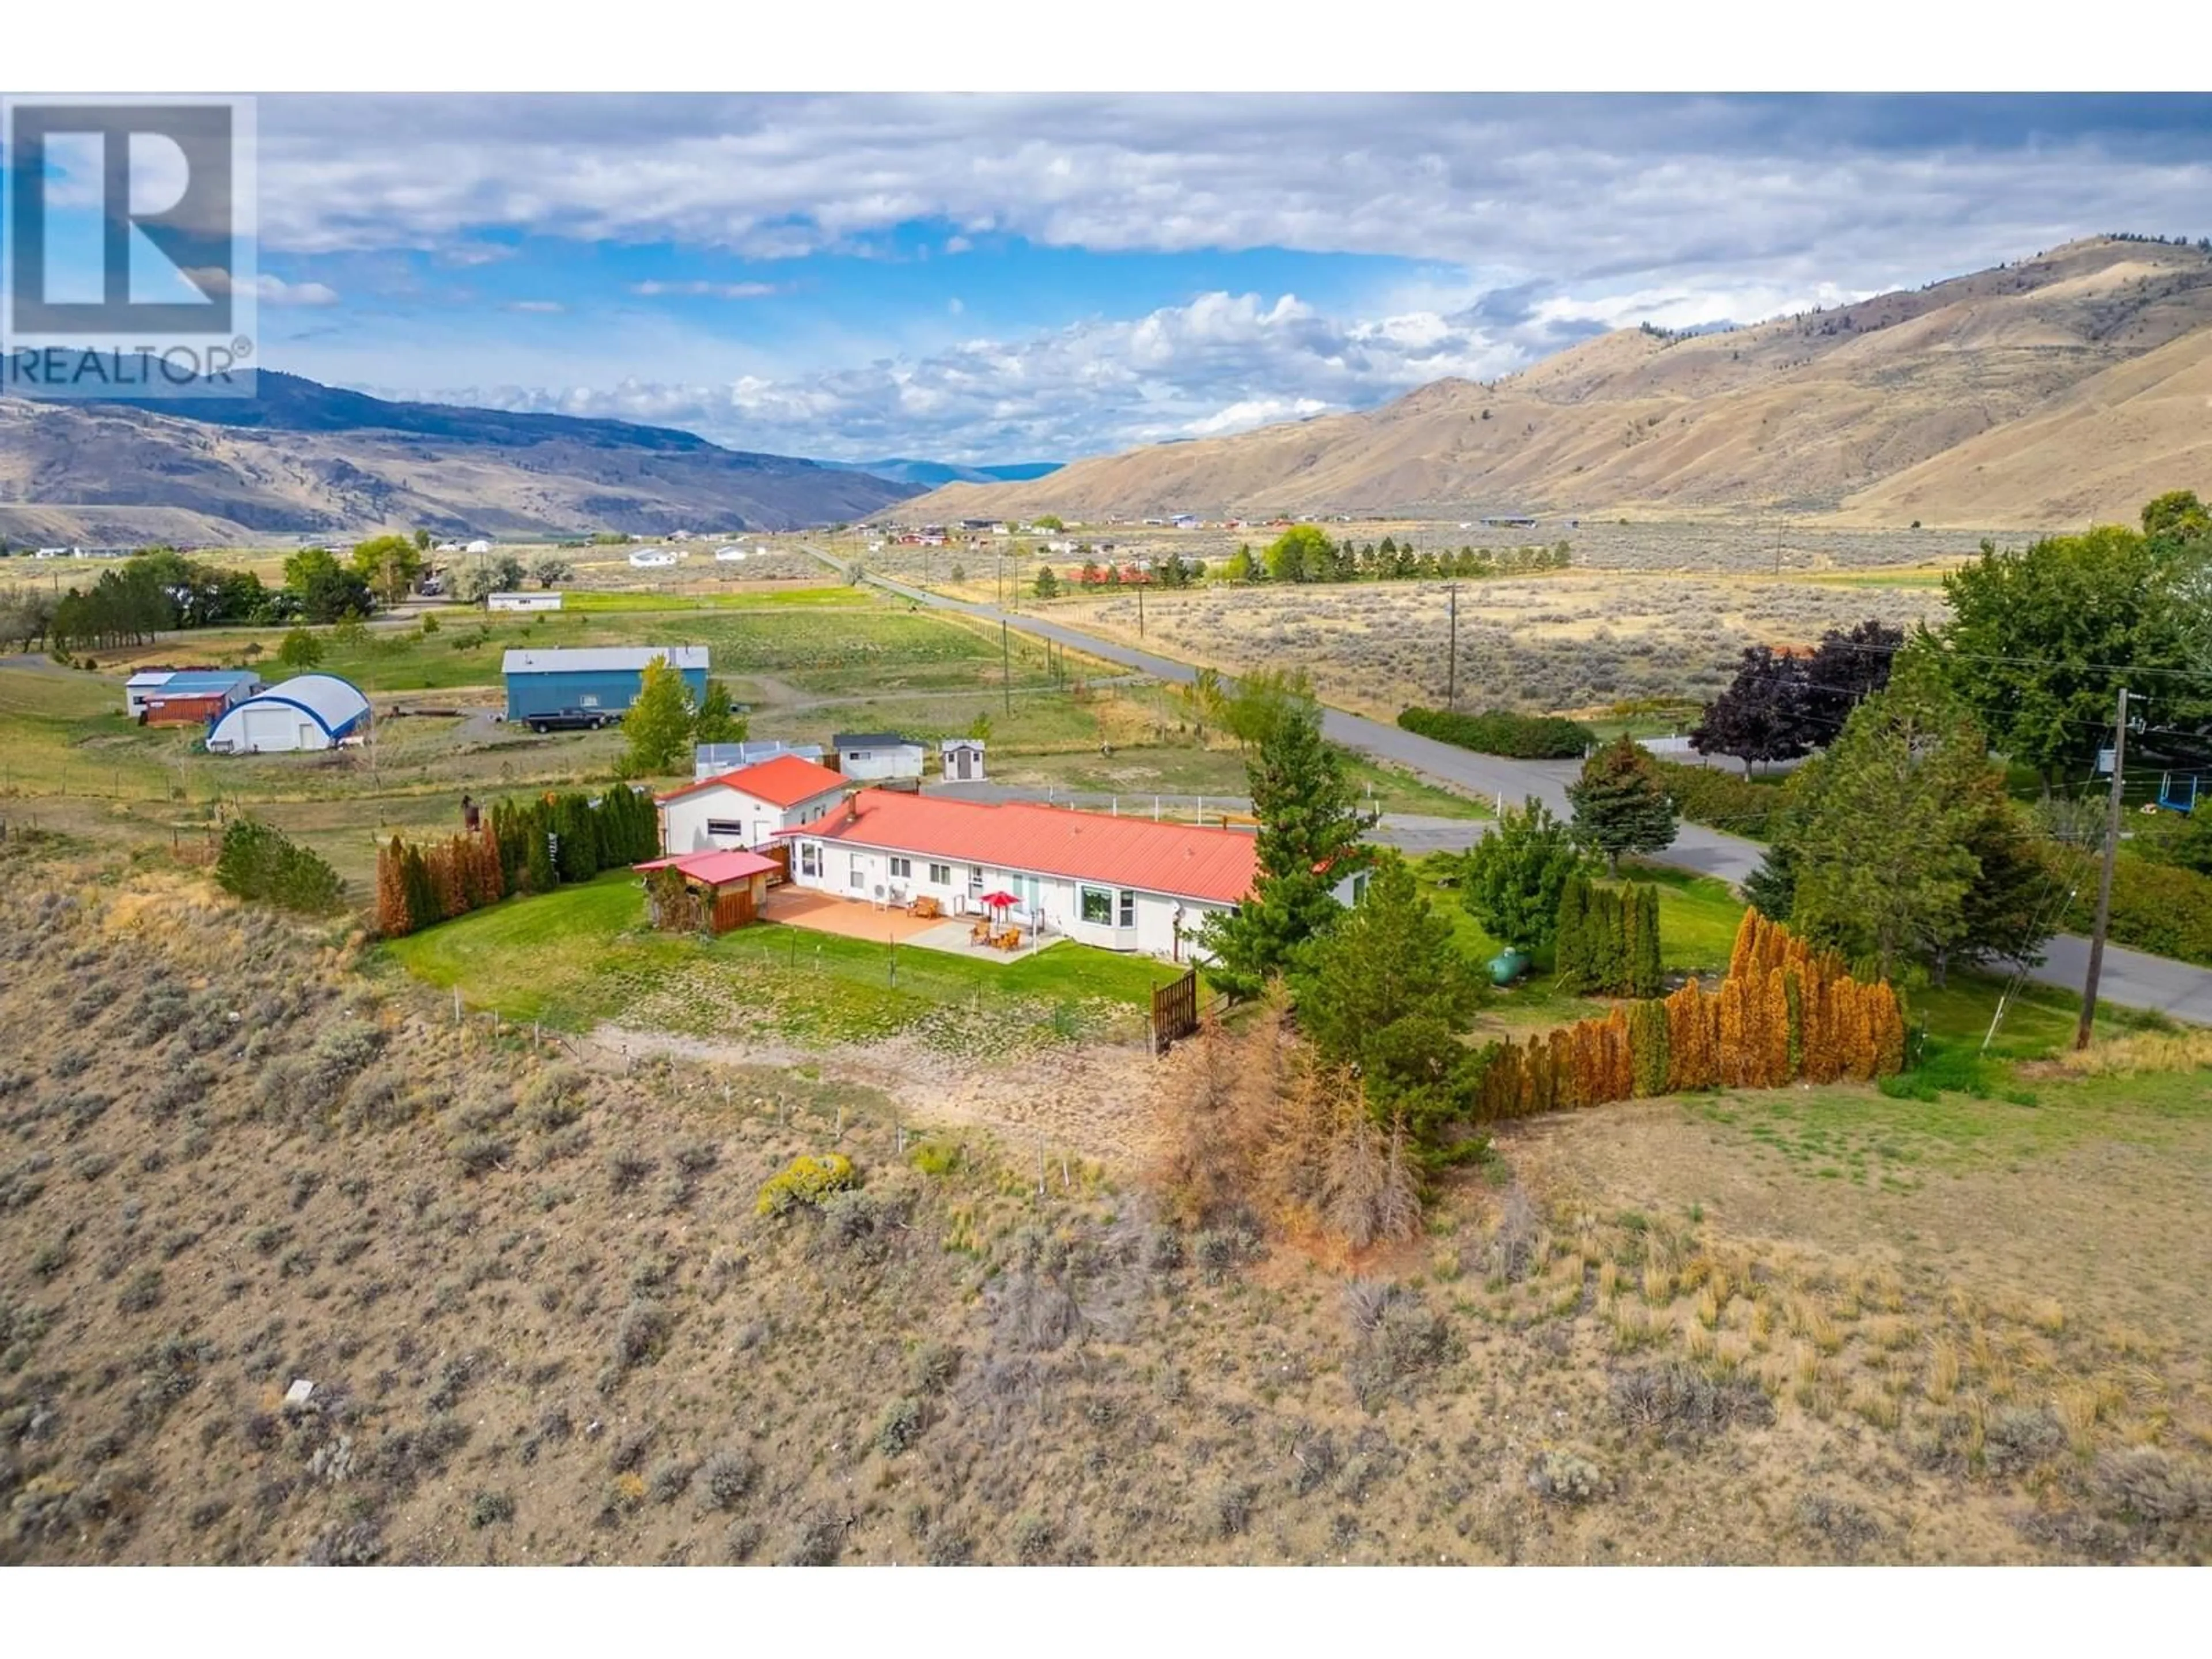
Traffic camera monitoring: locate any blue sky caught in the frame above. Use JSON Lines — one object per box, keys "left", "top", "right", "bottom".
{"left": 55, "top": 94, "right": 2212, "bottom": 461}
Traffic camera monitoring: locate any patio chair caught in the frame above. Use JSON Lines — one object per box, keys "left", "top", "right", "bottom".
{"left": 969, "top": 918, "right": 992, "bottom": 944}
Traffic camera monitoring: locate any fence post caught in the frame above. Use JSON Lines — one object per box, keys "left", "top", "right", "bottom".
{"left": 453, "top": 987, "right": 461, "bottom": 1025}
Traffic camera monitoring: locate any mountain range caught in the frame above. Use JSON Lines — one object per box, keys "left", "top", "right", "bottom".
{"left": 908, "top": 237, "right": 2212, "bottom": 531}
{"left": 0, "top": 372, "right": 925, "bottom": 546}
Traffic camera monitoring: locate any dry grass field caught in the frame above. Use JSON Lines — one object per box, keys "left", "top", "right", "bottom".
{"left": 1049, "top": 570, "right": 1950, "bottom": 720}
{"left": 4, "top": 838, "right": 2206, "bottom": 1567}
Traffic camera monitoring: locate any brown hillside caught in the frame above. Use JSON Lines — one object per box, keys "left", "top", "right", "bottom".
{"left": 911, "top": 238, "right": 2212, "bottom": 529}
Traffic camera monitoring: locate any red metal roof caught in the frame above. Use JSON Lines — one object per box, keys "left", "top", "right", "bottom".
{"left": 656, "top": 752, "right": 850, "bottom": 808}
{"left": 806, "top": 789, "right": 1258, "bottom": 905}
{"left": 633, "top": 848, "right": 781, "bottom": 884}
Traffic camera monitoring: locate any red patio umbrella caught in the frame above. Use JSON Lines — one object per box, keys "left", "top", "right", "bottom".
{"left": 978, "top": 889, "right": 1020, "bottom": 912}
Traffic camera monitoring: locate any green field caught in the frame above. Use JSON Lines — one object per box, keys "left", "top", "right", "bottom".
{"left": 382, "top": 872, "right": 1183, "bottom": 1053}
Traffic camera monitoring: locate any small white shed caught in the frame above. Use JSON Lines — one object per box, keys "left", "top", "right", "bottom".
{"left": 940, "top": 737, "right": 987, "bottom": 782}
{"left": 488, "top": 591, "right": 563, "bottom": 612}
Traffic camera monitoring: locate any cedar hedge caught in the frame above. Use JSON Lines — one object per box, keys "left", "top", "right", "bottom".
{"left": 1397, "top": 706, "right": 1596, "bottom": 759}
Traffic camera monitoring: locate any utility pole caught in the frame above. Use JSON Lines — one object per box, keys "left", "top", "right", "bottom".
{"left": 1001, "top": 619, "right": 1011, "bottom": 716}
{"left": 1445, "top": 582, "right": 1459, "bottom": 711}
{"left": 1137, "top": 579, "right": 1145, "bottom": 639}
{"left": 2076, "top": 685, "right": 2132, "bottom": 1050}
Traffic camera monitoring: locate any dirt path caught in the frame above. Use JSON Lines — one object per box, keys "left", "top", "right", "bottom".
{"left": 580, "top": 1023, "right": 1162, "bottom": 1166}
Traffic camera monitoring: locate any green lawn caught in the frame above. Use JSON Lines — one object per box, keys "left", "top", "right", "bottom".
{"left": 1694, "top": 1064, "right": 2209, "bottom": 1190}
{"left": 381, "top": 872, "right": 1183, "bottom": 1054}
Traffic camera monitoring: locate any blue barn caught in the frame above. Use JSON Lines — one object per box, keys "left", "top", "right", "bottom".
{"left": 502, "top": 646, "right": 709, "bottom": 726}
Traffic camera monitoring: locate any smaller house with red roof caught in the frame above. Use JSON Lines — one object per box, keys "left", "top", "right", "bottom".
{"left": 781, "top": 787, "right": 1361, "bottom": 961}
{"left": 654, "top": 752, "right": 853, "bottom": 855}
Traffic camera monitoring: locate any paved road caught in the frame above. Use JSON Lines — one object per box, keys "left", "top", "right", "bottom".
{"left": 911, "top": 551, "right": 2212, "bottom": 1022}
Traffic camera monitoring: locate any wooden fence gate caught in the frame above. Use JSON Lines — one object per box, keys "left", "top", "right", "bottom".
{"left": 757, "top": 842, "right": 791, "bottom": 884}
{"left": 1150, "top": 968, "right": 1200, "bottom": 1054}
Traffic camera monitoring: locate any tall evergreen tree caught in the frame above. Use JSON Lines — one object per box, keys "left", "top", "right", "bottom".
{"left": 1198, "top": 691, "right": 1376, "bottom": 999}
{"left": 691, "top": 677, "right": 748, "bottom": 747}
{"left": 1291, "top": 853, "right": 1480, "bottom": 1150}
{"left": 1786, "top": 658, "right": 1988, "bottom": 979}
{"left": 1567, "top": 736, "right": 1680, "bottom": 876}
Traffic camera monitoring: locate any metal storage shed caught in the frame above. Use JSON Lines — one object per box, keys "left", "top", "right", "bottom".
{"left": 501, "top": 646, "right": 710, "bottom": 723}
{"left": 204, "top": 675, "right": 372, "bottom": 755}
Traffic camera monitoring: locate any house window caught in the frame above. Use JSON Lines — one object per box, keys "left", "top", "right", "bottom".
{"left": 705, "top": 818, "right": 745, "bottom": 839}
{"left": 1119, "top": 889, "right": 1135, "bottom": 928}
{"left": 1080, "top": 886, "right": 1113, "bottom": 925}
{"left": 1351, "top": 872, "right": 1371, "bottom": 905}
{"left": 850, "top": 854, "right": 864, "bottom": 887}
{"left": 969, "top": 866, "right": 984, "bottom": 893}
{"left": 578, "top": 692, "right": 601, "bottom": 708}
{"left": 928, "top": 862, "right": 951, "bottom": 885}
{"left": 889, "top": 856, "right": 913, "bottom": 878}
{"left": 800, "top": 842, "right": 820, "bottom": 878}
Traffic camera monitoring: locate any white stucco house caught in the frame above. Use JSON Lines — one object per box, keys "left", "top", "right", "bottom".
{"left": 655, "top": 752, "right": 851, "bottom": 855}
{"left": 778, "top": 788, "right": 1365, "bottom": 963}
{"left": 832, "top": 731, "right": 925, "bottom": 782}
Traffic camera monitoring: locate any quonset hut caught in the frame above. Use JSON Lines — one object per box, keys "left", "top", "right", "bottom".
{"left": 204, "top": 674, "right": 372, "bottom": 755}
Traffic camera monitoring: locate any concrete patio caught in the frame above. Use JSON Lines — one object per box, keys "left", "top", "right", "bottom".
{"left": 757, "top": 886, "right": 1046, "bottom": 964}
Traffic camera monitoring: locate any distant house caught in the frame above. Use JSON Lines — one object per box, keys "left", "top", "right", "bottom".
{"left": 126, "top": 669, "right": 262, "bottom": 722}
{"left": 204, "top": 675, "right": 370, "bottom": 755}
{"left": 714, "top": 546, "right": 747, "bottom": 562}
{"left": 501, "top": 646, "right": 709, "bottom": 724}
{"left": 694, "top": 739, "right": 824, "bottom": 781}
{"left": 628, "top": 549, "right": 678, "bottom": 568}
{"left": 465, "top": 538, "right": 493, "bottom": 555}
{"left": 655, "top": 752, "right": 851, "bottom": 854}
{"left": 1170, "top": 513, "right": 1199, "bottom": 529}
{"left": 781, "top": 788, "right": 1363, "bottom": 961}
{"left": 940, "top": 737, "right": 987, "bottom": 782}
{"left": 832, "top": 731, "right": 925, "bottom": 782}
{"left": 487, "top": 590, "right": 562, "bottom": 612}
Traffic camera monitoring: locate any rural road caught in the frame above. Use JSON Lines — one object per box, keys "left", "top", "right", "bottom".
{"left": 825, "top": 548, "right": 2212, "bottom": 1026}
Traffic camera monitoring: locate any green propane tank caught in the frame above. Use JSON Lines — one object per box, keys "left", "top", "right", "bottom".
{"left": 1487, "top": 947, "right": 1529, "bottom": 985}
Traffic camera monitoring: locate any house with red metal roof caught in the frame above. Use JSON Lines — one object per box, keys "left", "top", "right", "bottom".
{"left": 654, "top": 752, "right": 852, "bottom": 855}
{"left": 779, "top": 787, "right": 1361, "bottom": 961}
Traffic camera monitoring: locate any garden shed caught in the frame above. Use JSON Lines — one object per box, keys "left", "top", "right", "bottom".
{"left": 634, "top": 847, "right": 781, "bottom": 933}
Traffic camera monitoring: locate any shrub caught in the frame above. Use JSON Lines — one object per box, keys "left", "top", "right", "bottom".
{"left": 754, "top": 1153, "right": 855, "bottom": 1218}
{"left": 1608, "top": 1362, "right": 1774, "bottom": 1442}
{"left": 214, "top": 820, "right": 345, "bottom": 915}
{"left": 1344, "top": 1284, "right": 1455, "bottom": 1409}
{"left": 695, "top": 1449, "right": 757, "bottom": 1512}
{"left": 1010, "top": 1512, "right": 1055, "bottom": 1563}
{"left": 907, "top": 1341, "right": 958, "bottom": 1395}
{"left": 611, "top": 1299, "right": 672, "bottom": 1372}
{"left": 1529, "top": 1450, "right": 1605, "bottom": 1503}
{"left": 875, "top": 1396, "right": 924, "bottom": 1456}
{"left": 2064, "top": 856, "right": 2212, "bottom": 967}
{"left": 1649, "top": 759, "right": 1780, "bottom": 840}
{"left": 1397, "top": 706, "right": 1596, "bottom": 759}
{"left": 468, "top": 1490, "right": 514, "bottom": 1528}
{"left": 2092, "top": 1448, "right": 2212, "bottom": 1526}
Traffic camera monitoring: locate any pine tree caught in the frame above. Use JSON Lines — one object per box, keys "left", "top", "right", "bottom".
{"left": 1588, "top": 888, "right": 1627, "bottom": 994}
{"left": 1198, "top": 691, "right": 1375, "bottom": 999}
{"left": 690, "top": 677, "right": 748, "bottom": 748}
{"left": 1567, "top": 736, "right": 1679, "bottom": 875}
{"left": 524, "top": 805, "right": 556, "bottom": 894}
{"left": 1629, "top": 998, "right": 1671, "bottom": 1097}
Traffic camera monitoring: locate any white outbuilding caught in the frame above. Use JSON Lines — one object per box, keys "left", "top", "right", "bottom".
{"left": 487, "top": 591, "right": 563, "bottom": 612}
{"left": 204, "top": 674, "right": 372, "bottom": 755}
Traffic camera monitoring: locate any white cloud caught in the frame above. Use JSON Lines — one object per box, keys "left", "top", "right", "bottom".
{"left": 430, "top": 286, "right": 1526, "bottom": 461}
{"left": 626, "top": 279, "right": 779, "bottom": 300}
{"left": 188, "top": 269, "right": 340, "bottom": 306}
{"left": 503, "top": 298, "right": 566, "bottom": 313}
